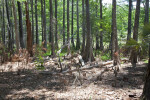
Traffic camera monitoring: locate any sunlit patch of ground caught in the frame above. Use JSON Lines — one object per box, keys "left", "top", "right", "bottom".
{"left": 0, "top": 58, "right": 146, "bottom": 99}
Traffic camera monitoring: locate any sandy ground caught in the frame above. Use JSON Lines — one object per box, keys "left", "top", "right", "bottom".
{"left": 0, "top": 58, "right": 147, "bottom": 100}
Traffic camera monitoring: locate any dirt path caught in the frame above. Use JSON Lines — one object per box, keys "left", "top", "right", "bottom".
{"left": 0, "top": 60, "right": 146, "bottom": 100}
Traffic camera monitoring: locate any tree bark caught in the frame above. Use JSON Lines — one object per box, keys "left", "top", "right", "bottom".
{"left": 50, "top": 0, "right": 55, "bottom": 57}
{"left": 141, "top": 0, "right": 150, "bottom": 99}
{"left": 81, "top": 0, "right": 85, "bottom": 53}
{"left": 100, "top": 0, "right": 104, "bottom": 51}
{"left": 82, "top": 0, "right": 95, "bottom": 62}
{"left": 35, "top": 0, "right": 39, "bottom": 44}
{"left": 67, "top": 0, "right": 71, "bottom": 55}
{"left": 71, "top": 0, "right": 75, "bottom": 48}
{"left": 63, "top": 0, "right": 66, "bottom": 45}
{"left": 17, "top": 1, "right": 25, "bottom": 48}
{"left": 112, "top": 0, "right": 119, "bottom": 66}
{"left": 127, "top": 0, "right": 132, "bottom": 41}
{"left": 2, "top": 0, "right": 5, "bottom": 44}
{"left": 25, "top": 2, "right": 33, "bottom": 57}
{"left": 55, "top": 0, "right": 58, "bottom": 48}
{"left": 12, "top": 0, "right": 19, "bottom": 53}
{"left": 31, "top": 0, "right": 34, "bottom": 45}
{"left": 0, "top": 1, "right": 2, "bottom": 43}
{"left": 43, "top": 0, "right": 47, "bottom": 48}
{"left": 144, "top": 0, "right": 149, "bottom": 24}
{"left": 49, "top": 0, "right": 52, "bottom": 43}
{"left": 96, "top": 0, "right": 100, "bottom": 50}
{"left": 76, "top": 0, "right": 80, "bottom": 49}
{"left": 41, "top": 0, "right": 44, "bottom": 42}
{"left": 133, "top": 0, "right": 140, "bottom": 42}
{"left": 5, "top": 0, "right": 12, "bottom": 52}
{"left": 10, "top": 4, "right": 14, "bottom": 48}
{"left": 131, "top": 0, "right": 141, "bottom": 67}
{"left": 141, "top": 59, "right": 150, "bottom": 99}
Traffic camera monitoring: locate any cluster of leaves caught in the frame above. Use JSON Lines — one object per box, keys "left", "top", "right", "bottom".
{"left": 101, "top": 53, "right": 111, "bottom": 61}
{"left": 126, "top": 39, "right": 141, "bottom": 51}
{"left": 142, "top": 24, "right": 150, "bottom": 43}
{"left": 34, "top": 45, "right": 45, "bottom": 70}
{"left": 123, "top": 37, "right": 148, "bottom": 59}
{"left": 120, "top": 23, "right": 150, "bottom": 60}
{"left": 94, "top": 49, "right": 111, "bottom": 61}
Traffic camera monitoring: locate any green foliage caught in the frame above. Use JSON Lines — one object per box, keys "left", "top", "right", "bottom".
{"left": 142, "top": 24, "right": 150, "bottom": 43}
{"left": 2, "top": 0, "right": 148, "bottom": 63}
{"left": 124, "top": 38, "right": 149, "bottom": 59}
{"left": 101, "top": 52, "right": 111, "bottom": 61}
{"left": 101, "top": 54, "right": 111, "bottom": 61}
{"left": 34, "top": 45, "right": 45, "bottom": 70}
{"left": 94, "top": 49, "right": 111, "bottom": 61}
{"left": 43, "top": 43, "right": 51, "bottom": 56}
{"left": 59, "top": 52, "right": 65, "bottom": 57}
{"left": 144, "top": 59, "right": 148, "bottom": 63}
{"left": 126, "top": 38, "right": 140, "bottom": 50}
{"left": 94, "top": 49, "right": 101, "bottom": 55}
{"left": 16, "top": 0, "right": 26, "bottom": 2}
{"left": 35, "top": 55, "right": 45, "bottom": 70}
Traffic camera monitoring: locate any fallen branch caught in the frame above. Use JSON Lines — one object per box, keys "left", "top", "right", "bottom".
{"left": 121, "top": 58, "right": 130, "bottom": 62}
{"left": 37, "top": 61, "right": 113, "bottom": 75}
{"left": 62, "top": 61, "right": 113, "bottom": 73}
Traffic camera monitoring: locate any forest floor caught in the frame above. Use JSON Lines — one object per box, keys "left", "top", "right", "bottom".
{"left": 0, "top": 55, "right": 147, "bottom": 100}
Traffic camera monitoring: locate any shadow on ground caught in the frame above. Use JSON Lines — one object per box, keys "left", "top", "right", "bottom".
{"left": 94, "top": 63, "right": 147, "bottom": 89}
{"left": 0, "top": 63, "right": 147, "bottom": 99}
{"left": 0, "top": 69, "right": 75, "bottom": 99}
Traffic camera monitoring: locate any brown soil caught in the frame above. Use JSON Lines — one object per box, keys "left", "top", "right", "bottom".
{"left": 0, "top": 57, "right": 147, "bottom": 100}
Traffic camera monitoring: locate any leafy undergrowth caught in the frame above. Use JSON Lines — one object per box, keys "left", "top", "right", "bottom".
{"left": 0, "top": 55, "right": 147, "bottom": 99}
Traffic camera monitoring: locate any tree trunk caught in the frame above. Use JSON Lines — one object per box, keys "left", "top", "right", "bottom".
{"left": 133, "top": 0, "right": 140, "bottom": 42}
{"left": 41, "top": 0, "right": 44, "bottom": 42}
{"left": 31, "top": 0, "right": 34, "bottom": 45}
{"left": 50, "top": 0, "right": 55, "bottom": 57}
{"left": 49, "top": 0, "right": 52, "bottom": 43}
{"left": 43, "top": 0, "right": 47, "bottom": 48}
{"left": 12, "top": 0, "right": 19, "bottom": 53}
{"left": 35, "top": 0, "right": 39, "bottom": 44}
{"left": 55, "top": 0, "right": 58, "bottom": 48}
{"left": 17, "top": 1, "right": 25, "bottom": 48}
{"left": 144, "top": 0, "right": 149, "bottom": 24}
{"left": 100, "top": 0, "right": 104, "bottom": 51}
{"left": 141, "top": 0, "right": 150, "bottom": 99}
{"left": 67, "top": 0, "right": 71, "bottom": 55}
{"left": 2, "top": 0, "right": 5, "bottom": 44}
{"left": 63, "top": 0, "right": 65, "bottom": 45}
{"left": 25, "top": 2, "right": 33, "bottom": 57}
{"left": 10, "top": 4, "right": 14, "bottom": 48}
{"left": 132, "top": 0, "right": 141, "bottom": 67}
{"left": 5, "top": 0, "right": 12, "bottom": 52}
{"left": 83, "top": 0, "right": 95, "bottom": 62}
{"left": 127, "top": 0, "right": 132, "bottom": 41}
{"left": 112, "top": 0, "right": 119, "bottom": 66}
{"left": 96, "top": 0, "right": 100, "bottom": 50}
{"left": 71, "top": 0, "right": 75, "bottom": 48}
{"left": 141, "top": 60, "right": 150, "bottom": 99}
{"left": 110, "top": 31, "right": 113, "bottom": 59}
{"left": 76, "top": 0, "right": 80, "bottom": 50}
{"left": 81, "top": 0, "right": 85, "bottom": 53}
{"left": 0, "top": 2, "right": 2, "bottom": 43}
